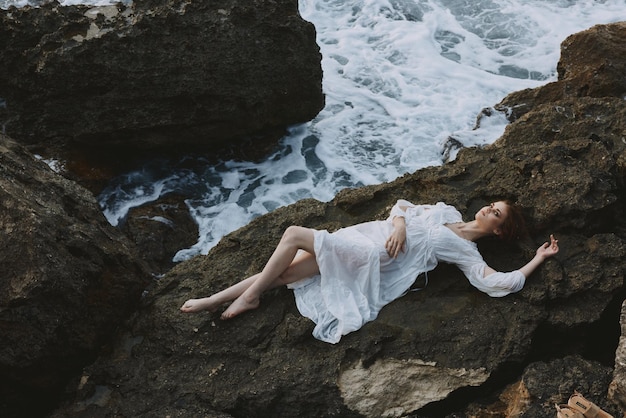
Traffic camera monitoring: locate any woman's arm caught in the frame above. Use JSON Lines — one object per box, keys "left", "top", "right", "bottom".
{"left": 518, "top": 234, "right": 559, "bottom": 277}
{"left": 386, "top": 215, "right": 407, "bottom": 258}
{"left": 385, "top": 203, "right": 411, "bottom": 258}
{"left": 484, "top": 234, "right": 559, "bottom": 278}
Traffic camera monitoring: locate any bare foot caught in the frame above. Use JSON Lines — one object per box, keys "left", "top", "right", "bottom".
{"left": 220, "top": 294, "right": 260, "bottom": 320}
{"left": 180, "top": 297, "right": 220, "bottom": 313}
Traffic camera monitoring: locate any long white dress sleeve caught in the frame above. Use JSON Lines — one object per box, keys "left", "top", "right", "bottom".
{"left": 288, "top": 200, "right": 526, "bottom": 343}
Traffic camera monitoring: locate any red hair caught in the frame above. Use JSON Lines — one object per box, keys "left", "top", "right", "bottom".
{"left": 499, "top": 201, "right": 526, "bottom": 242}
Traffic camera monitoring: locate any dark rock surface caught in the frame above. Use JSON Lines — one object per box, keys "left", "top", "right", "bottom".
{"left": 0, "top": 134, "right": 152, "bottom": 417}
{"left": 496, "top": 22, "right": 626, "bottom": 122}
{"left": 120, "top": 194, "right": 199, "bottom": 274}
{"left": 466, "top": 355, "right": 619, "bottom": 417}
{"left": 46, "top": 23, "right": 626, "bottom": 418}
{"left": 0, "top": 0, "right": 324, "bottom": 157}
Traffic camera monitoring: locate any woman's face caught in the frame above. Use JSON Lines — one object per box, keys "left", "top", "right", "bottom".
{"left": 476, "top": 201, "right": 509, "bottom": 235}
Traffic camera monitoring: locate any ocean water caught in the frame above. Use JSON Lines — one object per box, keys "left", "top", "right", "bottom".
{"left": 5, "top": 0, "right": 626, "bottom": 261}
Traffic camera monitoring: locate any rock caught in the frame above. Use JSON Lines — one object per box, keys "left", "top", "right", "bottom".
{"left": 0, "top": 0, "right": 324, "bottom": 156}
{"left": 466, "top": 355, "right": 618, "bottom": 418}
{"left": 120, "top": 194, "right": 199, "bottom": 274}
{"left": 50, "top": 95, "right": 626, "bottom": 417}
{"left": 0, "top": 134, "right": 151, "bottom": 417}
{"left": 496, "top": 22, "right": 626, "bottom": 121}
{"left": 338, "top": 358, "right": 490, "bottom": 417}
{"left": 609, "top": 300, "right": 626, "bottom": 411}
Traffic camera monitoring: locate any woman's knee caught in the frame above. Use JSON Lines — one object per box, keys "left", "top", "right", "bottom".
{"left": 281, "top": 226, "right": 307, "bottom": 244}
{"left": 279, "top": 225, "right": 315, "bottom": 255}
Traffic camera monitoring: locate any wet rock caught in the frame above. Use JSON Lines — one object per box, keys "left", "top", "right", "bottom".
{"left": 0, "top": 134, "right": 151, "bottom": 417}
{"left": 0, "top": 0, "right": 323, "bottom": 156}
{"left": 496, "top": 22, "right": 626, "bottom": 121}
{"left": 120, "top": 194, "right": 198, "bottom": 274}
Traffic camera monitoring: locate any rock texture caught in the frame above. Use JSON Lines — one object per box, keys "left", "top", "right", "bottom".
{"left": 467, "top": 356, "right": 617, "bottom": 417}
{"left": 0, "top": 134, "right": 151, "bottom": 417}
{"left": 610, "top": 300, "right": 626, "bottom": 411}
{"left": 120, "top": 194, "right": 198, "bottom": 274}
{"left": 0, "top": 0, "right": 324, "bottom": 156}
{"left": 45, "top": 23, "right": 626, "bottom": 418}
{"left": 496, "top": 22, "right": 626, "bottom": 121}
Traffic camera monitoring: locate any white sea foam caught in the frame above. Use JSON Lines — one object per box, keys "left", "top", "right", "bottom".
{"left": 5, "top": 0, "right": 626, "bottom": 260}
{"left": 103, "top": 0, "right": 626, "bottom": 260}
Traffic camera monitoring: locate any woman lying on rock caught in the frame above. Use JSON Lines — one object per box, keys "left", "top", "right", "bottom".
{"left": 181, "top": 200, "right": 559, "bottom": 343}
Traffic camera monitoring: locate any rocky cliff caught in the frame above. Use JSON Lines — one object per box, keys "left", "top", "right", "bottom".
{"left": 0, "top": 0, "right": 324, "bottom": 157}
{"left": 0, "top": 134, "right": 151, "bottom": 417}
{"left": 1, "top": 5, "right": 626, "bottom": 418}
{"left": 44, "top": 22, "right": 625, "bottom": 418}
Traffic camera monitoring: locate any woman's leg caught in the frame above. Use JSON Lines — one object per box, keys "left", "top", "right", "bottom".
{"left": 180, "top": 273, "right": 261, "bottom": 313}
{"left": 221, "top": 226, "right": 316, "bottom": 319}
{"left": 180, "top": 226, "right": 318, "bottom": 316}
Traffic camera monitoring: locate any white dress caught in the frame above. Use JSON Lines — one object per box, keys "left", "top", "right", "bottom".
{"left": 288, "top": 200, "right": 526, "bottom": 344}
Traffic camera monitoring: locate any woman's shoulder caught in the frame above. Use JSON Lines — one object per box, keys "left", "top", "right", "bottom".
{"left": 433, "top": 201, "right": 456, "bottom": 209}
{"left": 429, "top": 202, "right": 463, "bottom": 223}
{"left": 433, "top": 202, "right": 461, "bottom": 213}
{"left": 393, "top": 200, "right": 461, "bottom": 223}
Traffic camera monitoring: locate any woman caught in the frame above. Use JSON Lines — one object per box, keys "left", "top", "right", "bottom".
{"left": 181, "top": 200, "right": 559, "bottom": 343}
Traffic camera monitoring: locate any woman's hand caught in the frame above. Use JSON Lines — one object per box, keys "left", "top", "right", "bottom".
{"left": 385, "top": 217, "right": 407, "bottom": 258}
{"left": 536, "top": 234, "right": 559, "bottom": 260}
{"left": 517, "top": 234, "right": 560, "bottom": 279}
